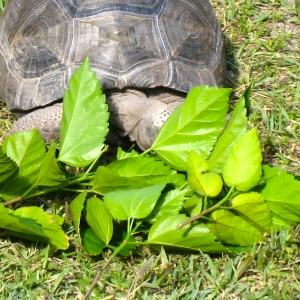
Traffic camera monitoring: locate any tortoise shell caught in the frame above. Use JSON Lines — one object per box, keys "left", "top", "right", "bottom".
{"left": 0, "top": 0, "right": 225, "bottom": 111}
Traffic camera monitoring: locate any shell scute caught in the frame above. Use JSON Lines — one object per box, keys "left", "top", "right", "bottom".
{"left": 0, "top": 0, "right": 225, "bottom": 110}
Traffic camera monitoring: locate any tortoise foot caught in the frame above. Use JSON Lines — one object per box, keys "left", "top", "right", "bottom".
{"left": 9, "top": 104, "right": 62, "bottom": 142}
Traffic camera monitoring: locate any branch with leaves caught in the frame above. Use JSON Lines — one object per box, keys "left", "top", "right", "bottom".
{"left": 0, "top": 57, "right": 299, "bottom": 264}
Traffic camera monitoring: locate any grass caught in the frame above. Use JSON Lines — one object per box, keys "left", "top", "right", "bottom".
{"left": 215, "top": 0, "right": 300, "bottom": 174}
{"left": 0, "top": 0, "right": 300, "bottom": 299}
{"left": 0, "top": 230, "right": 299, "bottom": 299}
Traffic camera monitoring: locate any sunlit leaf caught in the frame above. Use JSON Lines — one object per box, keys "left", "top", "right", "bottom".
{"left": 187, "top": 151, "right": 208, "bottom": 195}
{"left": 116, "top": 148, "right": 139, "bottom": 160}
{"left": 0, "top": 130, "right": 46, "bottom": 200}
{"left": 107, "top": 155, "right": 183, "bottom": 184}
{"left": 0, "top": 204, "right": 48, "bottom": 242}
{"left": 144, "top": 188, "right": 188, "bottom": 223}
{"left": 151, "top": 86, "right": 231, "bottom": 170}
{"left": 0, "top": 147, "right": 18, "bottom": 182}
{"left": 104, "top": 184, "right": 165, "bottom": 220}
{"left": 148, "top": 214, "right": 229, "bottom": 253}
{"left": 182, "top": 194, "right": 203, "bottom": 217}
{"left": 93, "top": 156, "right": 184, "bottom": 194}
{"left": 38, "top": 142, "right": 65, "bottom": 186}
{"left": 231, "top": 192, "right": 272, "bottom": 233}
{"left": 58, "top": 57, "right": 109, "bottom": 167}
{"left": 14, "top": 206, "right": 68, "bottom": 250}
{"left": 200, "top": 173, "right": 223, "bottom": 197}
{"left": 261, "top": 165, "right": 300, "bottom": 226}
{"left": 0, "top": 130, "right": 64, "bottom": 199}
{"left": 208, "top": 210, "right": 265, "bottom": 246}
{"left": 223, "top": 129, "right": 262, "bottom": 191}
{"left": 187, "top": 151, "right": 223, "bottom": 197}
{"left": 3, "top": 129, "right": 45, "bottom": 180}
{"left": 0, "top": 204, "right": 68, "bottom": 250}
{"left": 93, "top": 165, "right": 170, "bottom": 195}
{"left": 208, "top": 96, "right": 248, "bottom": 174}
{"left": 270, "top": 212, "right": 295, "bottom": 231}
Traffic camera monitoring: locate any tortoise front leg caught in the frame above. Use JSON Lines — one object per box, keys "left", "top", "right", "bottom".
{"left": 107, "top": 89, "right": 184, "bottom": 150}
{"left": 9, "top": 103, "right": 63, "bottom": 142}
{"left": 9, "top": 88, "right": 185, "bottom": 151}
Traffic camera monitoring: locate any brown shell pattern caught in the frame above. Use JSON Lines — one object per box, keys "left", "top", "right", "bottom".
{"left": 0, "top": 0, "right": 225, "bottom": 111}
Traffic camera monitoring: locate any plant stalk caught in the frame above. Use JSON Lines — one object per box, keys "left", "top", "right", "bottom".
{"left": 177, "top": 186, "right": 235, "bottom": 229}
{"left": 2, "top": 173, "right": 96, "bottom": 207}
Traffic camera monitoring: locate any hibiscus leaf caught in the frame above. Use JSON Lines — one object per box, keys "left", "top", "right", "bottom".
{"left": 58, "top": 57, "right": 109, "bottom": 167}
{"left": 151, "top": 86, "right": 231, "bottom": 171}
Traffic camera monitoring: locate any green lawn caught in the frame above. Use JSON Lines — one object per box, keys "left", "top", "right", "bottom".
{"left": 0, "top": 1, "right": 300, "bottom": 299}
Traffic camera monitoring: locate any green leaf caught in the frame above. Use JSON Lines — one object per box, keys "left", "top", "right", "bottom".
{"left": 3, "top": 129, "right": 45, "bottom": 181}
{"left": 116, "top": 148, "right": 139, "bottom": 160}
{"left": 208, "top": 96, "right": 248, "bottom": 174}
{"left": 270, "top": 212, "right": 294, "bottom": 231}
{"left": 93, "top": 155, "right": 184, "bottom": 194}
{"left": 148, "top": 214, "right": 229, "bottom": 253}
{"left": 38, "top": 142, "right": 66, "bottom": 186}
{"left": 81, "top": 226, "right": 106, "bottom": 255}
{"left": 144, "top": 188, "right": 188, "bottom": 223}
{"left": 187, "top": 151, "right": 223, "bottom": 197}
{"left": 231, "top": 192, "right": 272, "bottom": 233}
{"left": 261, "top": 165, "right": 300, "bottom": 225}
{"left": 182, "top": 194, "right": 203, "bottom": 217}
{"left": 107, "top": 156, "right": 181, "bottom": 182}
{"left": 263, "top": 164, "right": 283, "bottom": 178}
{"left": 69, "top": 191, "right": 87, "bottom": 242}
{"left": 187, "top": 150, "right": 209, "bottom": 176}
{"left": 207, "top": 210, "right": 265, "bottom": 246}
{"left": 198, "top": 172, "right": 223, "bottom": 197}
{"left": 85, "top": 198, "right": 113, "bottom": 244}
{"left": 104, "top": 184, "right": 165, "bottom": 220}
{"left": 0, "top": 130, "right": 46, "bottom": 200}
{"left": 223, "top": 129, "right": 262, "bottom": 191}
{"left": 151, "top": 86, "right": 231, "bottom": 171}
{"left": 14, "top": 206, "right": 68, "bottom": 250}
{"left": 58, "top": 57, "right": 109, "bottom": 167}
{"left": 0, "top": 204, "right": 68, "bottom": 250}
{"left": 187, "top": 151, "right": 208, "bottom": 195}
{"left": 0, "top": 204, "right": 48, "bottom": 242}
{"left": 0, "top": 147, "right": 18, "bottom": 182}
{"left": 93, "top": 166, "right": 131, "bottom": 194}
{"left": 93, "top": 165, "right": 168, "bottom": 195}
{"left": 0, "top": 176, "right": 32, "bottom": 201}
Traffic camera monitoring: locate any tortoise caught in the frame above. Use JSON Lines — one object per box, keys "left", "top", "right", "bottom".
{"left": 0, "top": 0, "right": 226, "bottom": 150}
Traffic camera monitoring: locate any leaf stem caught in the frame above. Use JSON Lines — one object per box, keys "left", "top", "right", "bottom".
{"left": 177, "top": 186, "right": 235, "bottom": 229}
{"left": 2, "top": 174, "right": 95, "bottom": 207}
{"left": 2, "top": 197, "right": 23, "bottom": 206}
{"left": 141, "top": 147, "right": 152, "bottom": 156}
{"left": 179, "top": 181, "right": 188, "bottom": 190}
{"left": 61, "top": 188, "right": 87, "bottom": 193}
{"left": 84, "top": 145, "right": 108, "bottom": 177}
